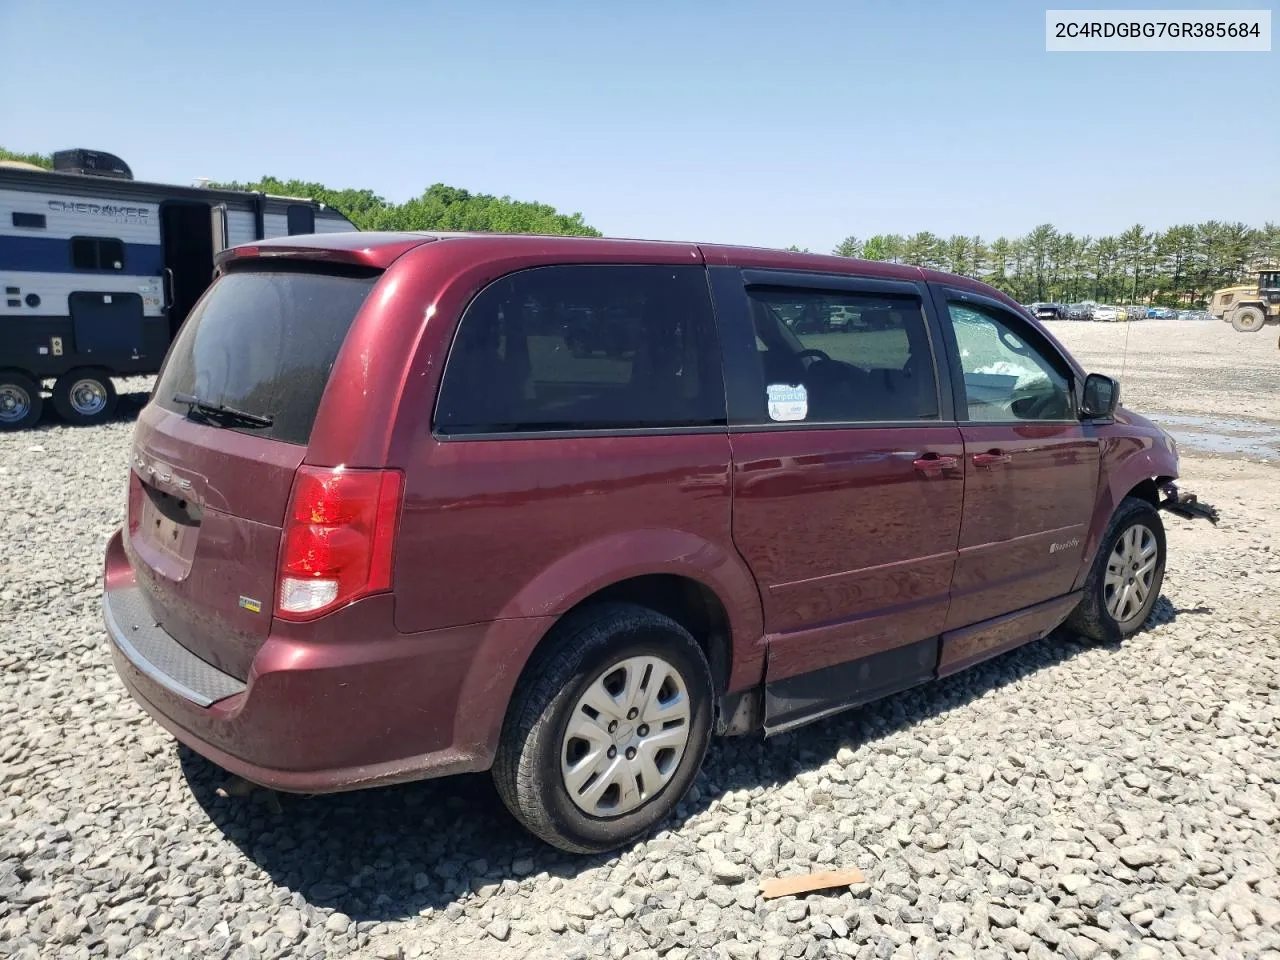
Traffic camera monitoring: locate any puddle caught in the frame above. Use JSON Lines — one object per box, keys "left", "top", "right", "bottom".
{"left": 1150, "top": 414, "right": 1280, "bottom": 461}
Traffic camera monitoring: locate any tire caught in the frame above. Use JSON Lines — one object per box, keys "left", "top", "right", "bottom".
{"left": 493, "top": 603, "right": 714, "bottom": 854}
{"left": 0, "top": 371, "right": 43, "bottom": 431}
{"left": 52, "top": 369, "right": 118, "bottom": 426}
{"left": 1066, "top": 496, "right": 1166, "bottom": 643}
{"left": 1230, "top": 305, "right": 1266, "bottom": 333}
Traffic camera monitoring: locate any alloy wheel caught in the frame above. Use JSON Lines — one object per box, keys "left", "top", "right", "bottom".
{"left": 1104, "top": 523, "right": 1159, "bottom": 624}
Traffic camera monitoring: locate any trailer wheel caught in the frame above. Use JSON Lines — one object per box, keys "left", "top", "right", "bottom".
{"left": 52, "top": 369, "right": 118, "bottom": 426}
{"left": 0, "top": 372, "right": 43, "bottom": 430}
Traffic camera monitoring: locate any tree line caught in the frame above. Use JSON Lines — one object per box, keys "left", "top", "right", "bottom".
{"left": 7, "top": 148, "right": 1274, "bottom": 304}
{"left": 1, "top": 148, "right": 600, "bottom": 238}
{"left": 819, "top": 223, "right": 1280, "bottom": 307}
{"left": 211, "top": 177, "right": 601, "bottom": 237}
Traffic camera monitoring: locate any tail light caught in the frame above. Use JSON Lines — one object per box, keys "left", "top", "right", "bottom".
{"left": 276, "top": 465, "right": 403, "bottom": 620}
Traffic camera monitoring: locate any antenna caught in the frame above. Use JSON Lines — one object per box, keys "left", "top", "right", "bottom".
{"left": 1119, "top": 309, "right": 1134, "bottom": 384}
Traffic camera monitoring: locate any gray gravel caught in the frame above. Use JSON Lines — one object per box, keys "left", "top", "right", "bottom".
{"left": 1043, "top": 317, "right": 1280, "bottom": 424}
{"left": 1, "top": 348, "right": 1278, "bottom": 960}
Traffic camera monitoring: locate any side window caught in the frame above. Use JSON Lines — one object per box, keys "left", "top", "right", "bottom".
{"left": 434, "top": 265, "right": 724, "bottom": 434}
{"left": 743, "top": 288, "right": 938, "bottom": 423}
{"left": 946, "top": 301, "right": 1073, "bottom": 422}
{"left": 70, "top": 237, "right": 125, "bottom": 271}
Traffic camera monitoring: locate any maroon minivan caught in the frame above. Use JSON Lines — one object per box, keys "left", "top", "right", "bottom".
{"left": 104, "top": 232, "right": 1197, "bottom": 852}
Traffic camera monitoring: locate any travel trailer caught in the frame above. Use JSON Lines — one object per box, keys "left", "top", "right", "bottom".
{"left": 0, "top": 149, "right": 354, "bottom": 428}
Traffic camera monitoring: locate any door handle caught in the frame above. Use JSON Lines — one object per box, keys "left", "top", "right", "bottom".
{"left": 913, "top": 453, "right": 959, "bottom": 474}
{"left": 973, "top": 450, "right": 1012, "bottom": 468}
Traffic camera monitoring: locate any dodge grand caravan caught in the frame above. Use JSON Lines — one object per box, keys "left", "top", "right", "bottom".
{"left": 104, "top": 232, "right": 1210, "bottom": 852}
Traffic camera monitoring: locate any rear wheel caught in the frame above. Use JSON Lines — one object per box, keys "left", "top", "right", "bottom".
{"left": 1067, "top": 496, "right": 1166, "bottom": 643}
{"left": 493, "top": 603, "right": 714, "bottom": 853}
{"left": 1230, "top": 305, "right": 1266, "bottom": 333}
{"left": 52, "top": 369, "right": 118, "bottom": 426}
{"left": 0, "top": 372, "right": 42, "bottom": 430}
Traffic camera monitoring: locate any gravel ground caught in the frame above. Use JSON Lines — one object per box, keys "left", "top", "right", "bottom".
{"left": 1043, "top": 318, "right": 1280, "bottom": 424}
{"left": 2, "top": 321, "right": 1278, "bottom": 960}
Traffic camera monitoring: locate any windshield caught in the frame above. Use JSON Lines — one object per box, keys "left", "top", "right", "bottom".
{"left": 154, "top": 269, "right": 376, "bottom": 445}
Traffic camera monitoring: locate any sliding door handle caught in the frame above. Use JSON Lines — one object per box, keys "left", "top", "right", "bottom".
{"left": 973, "top": 451, "right": 1012, "bottom": 468}
{"left": 914, "top": 454, "right": 959, "bottom": 474}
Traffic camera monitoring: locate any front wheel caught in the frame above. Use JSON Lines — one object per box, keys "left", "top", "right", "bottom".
{"left": 493, "top": 603, "right": 714, "bottom": 853}
{"left": 1067, "top": 496, "right": 1166, "bottom": 642}
{"left": 1230, "top": 306, "right": 1266, "bottom": 333}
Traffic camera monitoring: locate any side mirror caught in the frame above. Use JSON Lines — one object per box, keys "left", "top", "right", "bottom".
{"left": 1081, "top": 373, "right": 1120, "bottom": 419}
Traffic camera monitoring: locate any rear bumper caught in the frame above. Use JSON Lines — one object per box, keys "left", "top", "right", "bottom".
{"left": 103, "top": 529, "right": 554, "bottom": 793}
{"left": 105, "top": 586, "right": 246, "bottom": 707}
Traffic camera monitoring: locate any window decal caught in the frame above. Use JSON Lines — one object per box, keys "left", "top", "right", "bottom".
{"left": 767, "top": 383, "right": 808, "bottom": 422}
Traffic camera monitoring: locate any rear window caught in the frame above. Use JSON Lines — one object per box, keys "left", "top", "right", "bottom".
{"left": 155, "top": 269, "right": 376, "bottom": 445}
{"left": 434, "top": 264, "right": 724, "bottom": 435}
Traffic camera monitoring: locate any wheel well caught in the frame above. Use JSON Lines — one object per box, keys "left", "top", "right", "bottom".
{"left": 1127, "top": 475, "right": 1179, "bottom": 509}
{"left": 556, "top": 575, "right": 733, "bottom": 695}
{"left": 1127, "top": 477, "right": 1161, "bottom": 507}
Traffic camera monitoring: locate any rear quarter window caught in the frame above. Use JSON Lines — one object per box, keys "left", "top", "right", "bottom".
{"left": 155, "top": 269, "right": 376, "bottom": 445}
{"left": 434, "top": 264, "right": 725, "bottom": 435}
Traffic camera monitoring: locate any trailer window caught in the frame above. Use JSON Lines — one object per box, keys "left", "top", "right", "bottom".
{"left": 12, "top": 212, "right": 46, "bottom": 229}
{"left": 71, "top": 237, "right": 125, "bottom": 271}
{"left": 286, "top": 205, "right": 316, "bottom": 236}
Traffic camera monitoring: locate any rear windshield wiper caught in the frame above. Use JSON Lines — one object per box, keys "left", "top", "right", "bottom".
{"left": 172, "top": 393, "right": 274, "bottom": 429}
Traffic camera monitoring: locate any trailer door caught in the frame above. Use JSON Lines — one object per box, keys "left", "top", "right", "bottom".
{"left": 159, "top": 200, "right": 215, "bottom": 336}
{"left": 211, "top": 203, "right": 229, "bottom": 256}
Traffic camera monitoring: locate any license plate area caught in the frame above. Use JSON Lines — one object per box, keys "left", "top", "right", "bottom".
{"left": 137, "top": 481, "right": 202, "bottom": 577}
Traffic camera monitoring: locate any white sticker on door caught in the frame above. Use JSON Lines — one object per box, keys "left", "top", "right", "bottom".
{"left": 767, "top": 383, "right": 808, "bottom": 422}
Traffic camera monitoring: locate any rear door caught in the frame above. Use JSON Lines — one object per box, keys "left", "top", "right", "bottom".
{"left": 125, "top": 266, "right": 378, "bottom": 679}
{"left": 933, "top": 287, "right": 1099, "bottom": 636}
{"left": 711, "top": 267, "right": 964, "bottom": 730}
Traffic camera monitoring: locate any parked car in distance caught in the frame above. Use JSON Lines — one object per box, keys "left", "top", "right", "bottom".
{"left": 1124, "top": 305, "right": 1147, "bottom": 322}
{"left": 1093, "top": 305, "right": 1122, "bottom": 322}
{"left": 1066, "top": 302, "right": 1093, "bottom": 321}
{"left": 1028, "top": 302, "right": 1066, "bottom": 321}
{"left": 105, "top": 232, "right": 1201, "bottom": 853}
{"left": 1177, "top": 310, "right": 1213, "bottom": 321}
{"left": 1147, "top": 306, "right": 1177, "bottom": 319}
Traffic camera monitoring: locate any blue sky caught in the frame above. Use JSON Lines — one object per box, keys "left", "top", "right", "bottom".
{"left": 1, "top": 1, "right": 1273, "bottom": 251}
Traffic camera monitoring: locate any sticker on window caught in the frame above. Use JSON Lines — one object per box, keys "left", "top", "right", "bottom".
{"left": 767, "top": 383, "right": 808, "bottom": 422}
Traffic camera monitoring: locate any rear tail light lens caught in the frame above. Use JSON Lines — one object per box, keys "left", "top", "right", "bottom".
{"left": 276, "top": 466, "right": 403, "bottom": 620}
